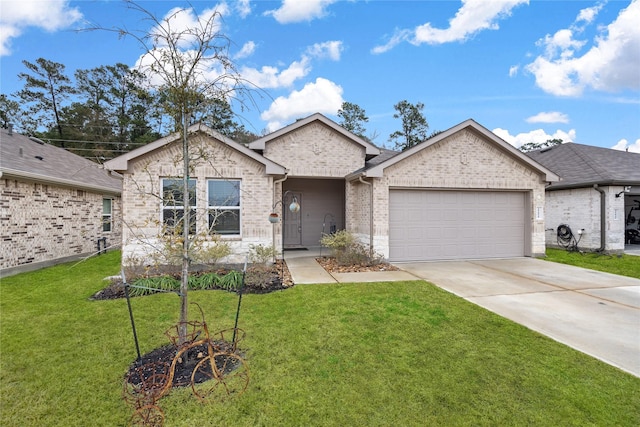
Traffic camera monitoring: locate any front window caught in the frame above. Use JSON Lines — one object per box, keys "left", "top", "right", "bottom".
{"left": 102, "top": 198, "right": 112, "bottom": 232}
{"left": 207, "top": 179, "right": 240, "bottom": 235}
{"left": 162, "top": 178, "right": 196, "bottom": 234}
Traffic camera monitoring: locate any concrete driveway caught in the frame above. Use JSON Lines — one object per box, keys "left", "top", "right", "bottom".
{"left": 396, "top": 258, "right": 640, "bottom": 377}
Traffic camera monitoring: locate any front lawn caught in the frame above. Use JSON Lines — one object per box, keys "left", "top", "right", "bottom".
{"left": 1, "top": 251, "right": 639, "bottom": 426}
{"left": 545, "top": 248, "right": 640, "bottom": 279}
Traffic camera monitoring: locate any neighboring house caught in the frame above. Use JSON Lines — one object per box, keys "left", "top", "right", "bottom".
{"left": 105, "top": 113, "right": 558, "bottom": 267}
{"left": 0, "top": 126, "right": 123, "bottom": 276}
{"left": 527, "top": 143, "right": 640, "bottom": 252}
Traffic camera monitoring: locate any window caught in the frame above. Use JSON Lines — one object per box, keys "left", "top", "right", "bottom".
{"left": 162, "top": 178, "right": 197, "bottom": 234}
{"left": 102, "top": 198, "right": 112, "bottom": 232}
{"left": 207, "top": 180, "right": 240, "bottom": 235}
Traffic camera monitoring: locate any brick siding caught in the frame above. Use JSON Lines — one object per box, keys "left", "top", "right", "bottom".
{"left": 0, "top": 178, "right": 122, "bottom": 272}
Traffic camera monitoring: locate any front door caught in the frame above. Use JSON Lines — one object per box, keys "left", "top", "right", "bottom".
{"left": 283, "top": 191, "right": 302, "bottom": 247}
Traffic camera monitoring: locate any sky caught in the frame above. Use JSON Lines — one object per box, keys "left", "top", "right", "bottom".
{"left": 1, "top": 0, "right": 639, "bottom": 152}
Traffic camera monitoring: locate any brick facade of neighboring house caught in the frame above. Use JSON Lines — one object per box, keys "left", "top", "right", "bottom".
{"left": 106, "top": 114, "right": 557, "bottom": 267}
{"left": 0, "top": 127, "right": 122, "bottom": 276}
{"left": 527, "top": 143, "right": 640, "bottom": 252}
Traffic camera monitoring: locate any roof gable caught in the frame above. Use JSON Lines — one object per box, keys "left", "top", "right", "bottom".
{"left": 526, "top": 143, "right": 640, "bottom": 189}
{"left": 104, "top": 123, "right": 286, "bottom": 175}
{"left": 0, "top": 128, "right": 121, "bottom": 194}
{"left": 359, "top": 119, "right": 559, "bottom": 182}
{"left": 249, "top": 113, "right": 380, "bottom": 159}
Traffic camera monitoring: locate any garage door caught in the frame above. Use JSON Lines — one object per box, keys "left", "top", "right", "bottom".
{"left": 389, "top": 190, "right": 526, "bottom": 262}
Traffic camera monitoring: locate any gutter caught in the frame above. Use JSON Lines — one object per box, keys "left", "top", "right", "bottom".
{"left": 358, "top": 175, "right": 374, "bottom": 258}
{"left": 593, "top": 184, "right": 606, "bottom": 252}
{"left": 272, "top": 173, "right": 288, "bottom": 261}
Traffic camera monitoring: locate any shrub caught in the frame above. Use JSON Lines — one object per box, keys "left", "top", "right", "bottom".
{"left": 248, "top": 243, "right": 279, "bottom": 265}
{"left": 320, "top": 230, "right": 382, "bottom": 266}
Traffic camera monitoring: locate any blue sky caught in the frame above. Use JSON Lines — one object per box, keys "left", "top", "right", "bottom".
{"left": 1, "top": 0, "right": 639, "bottom": 152}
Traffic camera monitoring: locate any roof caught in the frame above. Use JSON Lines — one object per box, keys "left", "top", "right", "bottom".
{"left": 526, "top": 143, "right": 640, "bottom": 190}
{"left": 248, "top": 113, "right": 381, "bottom": 159}
{"left": 351, "top": 119, "right": 559, "bottom": 182}
{"left": 0, "top": 127, "right": 122, "bottom": 194}
{"left": 104, "top": 123, "right": 287, "bottom": 175}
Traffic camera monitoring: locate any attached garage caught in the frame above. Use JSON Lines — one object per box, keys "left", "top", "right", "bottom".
{"left": 389, "top": 190, "right": 528, "bottom": 261}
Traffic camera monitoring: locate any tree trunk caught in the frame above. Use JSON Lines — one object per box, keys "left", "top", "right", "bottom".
{"left": 179, "top": 111, "right": 190, "bottom": 345}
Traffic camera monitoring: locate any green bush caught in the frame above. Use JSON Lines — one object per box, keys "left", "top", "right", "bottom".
{"left": 248, "top": 243, "right": 279, "bottom": 265}
{"left": 320, "top": 230, "right": 382, "bottom": 266}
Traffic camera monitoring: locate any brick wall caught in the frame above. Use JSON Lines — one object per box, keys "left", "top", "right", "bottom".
{"left": 120, "top": 134, "right": 275, "bottom": 266}
{"left": 545, "top": 185, "right": 626, "bottom": 252}
{"left": 0, "top": 178, "right": 122, "bottom": 272}
{"left": 263, "top": 122, "right": 366, "bottom": 177}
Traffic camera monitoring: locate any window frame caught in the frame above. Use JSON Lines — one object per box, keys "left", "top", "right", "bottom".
{"left": 207, "top": 179, "right": 241, "bottom": 237}
{"left": 102, "top": 198, "right": 113, "bottom": 232}
{"left": 161, "top": 178, "right": 197, "bottom": 235}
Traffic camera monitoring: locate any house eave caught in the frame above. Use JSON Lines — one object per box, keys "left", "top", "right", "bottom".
{"left": 104, "top": 123, "right": 287, "bottom": 176}
{"left": 546, "top": 179, "right": 640, "bottom": 191}
{"left": 248, "top": 113, "right": 381, "bottom": 157}
{"left": 0, "top": 167, "right": 122, "bottom": 195}
{"left": 365, "top": 119, "right": 560, "bottom": 183}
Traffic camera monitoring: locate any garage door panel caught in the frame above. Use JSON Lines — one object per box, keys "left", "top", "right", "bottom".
{"left": 389, "top": 190, "right": 525, "bottom": 261}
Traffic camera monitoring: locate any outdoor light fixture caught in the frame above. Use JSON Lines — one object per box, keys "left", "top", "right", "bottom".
{"left": 289, "top": 196, "right": 300, "bottom": 213}
{"left": 615, "top": 186, "right": 632, "bottom": 198}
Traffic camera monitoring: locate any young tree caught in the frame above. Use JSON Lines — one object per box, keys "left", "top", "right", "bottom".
{"left": 518, "top": 138, "right": 563, "bottom": 153}
{"left": 14, "top": 58, "right": 75, "bottom": 140}
{"left": 389, "top": 100, "right": 429, "bottom": 151}
{"left": 337, "top": 101, "right": 369, "bottom": 140}
{"left": 104, "top": 0, "right": 255, "bottom": 344}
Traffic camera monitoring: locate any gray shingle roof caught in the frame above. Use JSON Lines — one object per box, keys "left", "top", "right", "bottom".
{"left": 0, "top": 127, "right": 122, "bottom": 194}
{"left": 526, "top": 143, "right": 640, "bottom": 190}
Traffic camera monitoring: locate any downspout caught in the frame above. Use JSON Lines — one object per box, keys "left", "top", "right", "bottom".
{"left": 273, "top": 174, "right": 288, "bottom": 262}
{"left": 359, "top": 175, "right": 374, "bottom": 258}
{"left": 593, "top": 184, "right": 606, "bottom": 252}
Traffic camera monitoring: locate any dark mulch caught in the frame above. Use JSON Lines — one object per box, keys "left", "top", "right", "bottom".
{"left": 315, "top": 256, "right": 399, "bottom": 273}
{"left": 125, "top": 342, "right": 240, "bottom": 389}
{"left": 91, "top": 260, "right": 293, "bottom": 301}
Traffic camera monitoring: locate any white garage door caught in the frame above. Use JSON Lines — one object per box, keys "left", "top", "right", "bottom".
{"left": 389, "top": 190, "right": 526, "bottom": 262}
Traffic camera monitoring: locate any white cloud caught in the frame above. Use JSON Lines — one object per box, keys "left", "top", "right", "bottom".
{"left": 150, "top": 5, "right": 228, "bottom": 50}
{"left": 236, "top": 0, "right": 252, "bottom": 18}
{"left": 0, "top": 0, "right": 82, "bottom": 56}
{"left": 611, "top": 138, "right": 640, "bottom": 153}
{"left": 509, "top": 65, "right": 519, "bottom": 77}
{"left": 234, "top": 41, "right": 256, "bottom": 59}
{"left": 261, "top": 77, "right": 343, "bottom": 131}
{"left": 493, "top": 127, "right": 576, "bottom": 148}
{"left": 575, "top": 2, "right": 605, "bottom": 27}
{"left": 372, "top": 0, "right": 527, "bottom": 53}
{"left": 306, "top": 41, "right": 343, "bottom": 61}
{"left": 526, "top": 111, "right": 569, "bottom": 124}
{"left": 265, "top": 0, "right": 337, "bottom": 24}
{"left": 240, "top": 56, "right": 311, "bottom": 89}
{"left": 526, "top": 0, "right": 640, "bottom": 96}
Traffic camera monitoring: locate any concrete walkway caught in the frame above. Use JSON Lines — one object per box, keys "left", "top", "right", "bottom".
{"left": 284, "top": 252, "right": 640, "bottom": 376}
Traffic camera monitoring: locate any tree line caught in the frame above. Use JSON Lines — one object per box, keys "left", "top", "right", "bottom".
{"left": 0, "top": 58, "right": 256, "bottom": 160}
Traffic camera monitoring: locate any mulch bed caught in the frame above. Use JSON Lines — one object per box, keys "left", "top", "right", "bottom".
{"left": 315, "top": 257, "right": 399, "bottom": 273}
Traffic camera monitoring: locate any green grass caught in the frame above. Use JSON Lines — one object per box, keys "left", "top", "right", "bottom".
{"left": 545, "top": 248, "right": 640, "bottom": 279}
{"left": 1, "top": 251, "right": 639, "bottom": 426}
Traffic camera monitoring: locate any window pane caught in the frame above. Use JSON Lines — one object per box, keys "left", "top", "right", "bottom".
{"left": 163, "top": 208, "right": 196, "bottom": 234}
{"left": 208, "top": 180, "right": 240, "bottom": 207}
{"left": 209, "top": 209, "right": 239, "bottom": 235}
{"left": 103, "top": 198, "right": 112, "bottom": 214}
{"left": 102, "top": 217, "right": 111, "bottom": 232}
{"left": 163, "top": 179, "right": 196, "bottom": 206}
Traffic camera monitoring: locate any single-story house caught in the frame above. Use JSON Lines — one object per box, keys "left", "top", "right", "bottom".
{"left": 0, "top": 126, "right": 123, "bottom": 276}
{"left": 104, "top": 113, "right": 558, "bottom": 266}
{"left": 527, "top": 143, "right": 640, "bottom": 252}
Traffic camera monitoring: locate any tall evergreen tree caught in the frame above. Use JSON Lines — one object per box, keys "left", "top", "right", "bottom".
{"left": 337, "top": 101, "right": 369, "bottom": 140}
{"left": 389, "top": 100, "right": 429, "bottom": 151}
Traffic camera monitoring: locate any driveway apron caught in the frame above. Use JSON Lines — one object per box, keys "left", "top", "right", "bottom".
{"left": 397, "top": 258, "right": 640, "bottom": 377}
